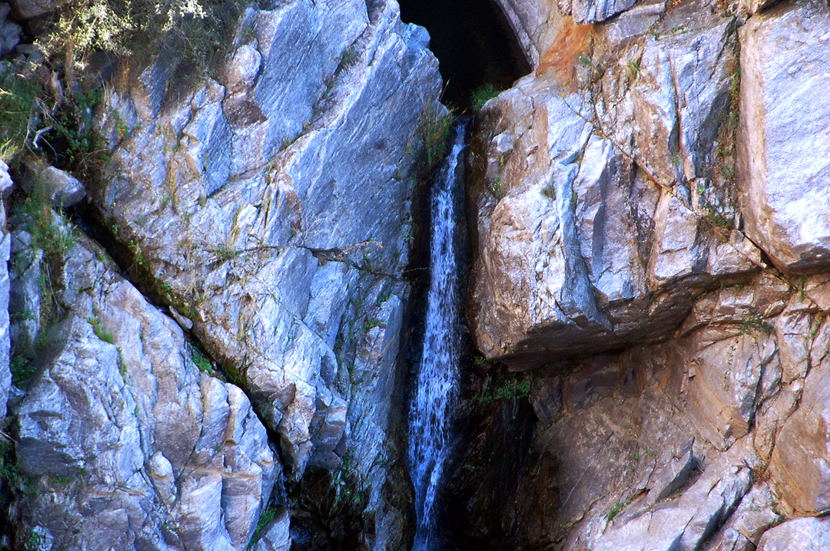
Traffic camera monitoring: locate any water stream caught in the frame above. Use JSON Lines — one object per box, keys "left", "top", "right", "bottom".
{"left": 408, "top": 121, "right": 468, "bottom": 551}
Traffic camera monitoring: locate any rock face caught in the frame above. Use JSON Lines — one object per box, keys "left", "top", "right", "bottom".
{"left": 468, "top": 2, "right": 756, "bottom": 365}
{"left": 453, "top": 0, "right": 830, "bottom": 548}
{"left": 0, "top": 3, "right": 21, "bottom": 57}
{"left": 757, "top": 517, "right": 830, "bottom": 551}
{"left": 78, "top": 0, "right": 436, "bottom": 548}
{"left": 738, "top": 0, "right": 830, "bottom": 272}
{"left": 10, "top": 227, "right": 279, "bottom": 550}
{"left": 4, "top": 0, "right": 830, "bottom": 547}
{"left": 0, "top": 161, "right": 11, "bottom": 420}
{"left": 2, "top": 0, "right": 440, "bottom": 549}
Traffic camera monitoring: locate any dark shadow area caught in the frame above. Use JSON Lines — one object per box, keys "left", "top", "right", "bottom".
{"left": 399, "top": 0, "right": 530, "bottom": 109}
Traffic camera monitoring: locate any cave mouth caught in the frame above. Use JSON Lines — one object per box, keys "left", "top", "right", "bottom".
{"left": 399, "top": 0, "right": 531, "bottom": 109}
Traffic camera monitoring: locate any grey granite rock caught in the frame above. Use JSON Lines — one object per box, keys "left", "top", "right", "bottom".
{"left": 739, "top": 0, "right": 830, "bottom": 272}
{"left": 8, "top": 0, "right": 66, "bottom": 18}
{"left": 0, "top": 4, "right": 20, "bottom": 58}
{"left": 0, "top": 161, "right": 10, "bottom": 419}
{"left": 13, "top": 232, "right": 279, "bottom": 550}
{"left": 757, "top": 517, "right": 830, "bottom": 551}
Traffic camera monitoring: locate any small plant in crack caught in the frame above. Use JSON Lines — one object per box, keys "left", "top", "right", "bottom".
{"left": 339, "top": 45, "right": 359, "bottom": 69}
{"left": 740, "top": 310, "right": 773, "bottom": 336}
{"left": 214, "top": 246, "right": 237, "bottom": 262}
{"left": 606, "top": 500, "right": 627, "bottom": 522}
{"left": 470, "top": 83, "right": 500, "bottom": 111}
{"left": 487, "top": 177, "right": 506, "bottom": 200}
{"left": 190, "top": 346, "right": 214, "bottom": 374}
{"left": 88, "top": 316, "right": 114, "bottom": 344}
{"left": 626, "top": 59, "right": 641, "bottom": 79}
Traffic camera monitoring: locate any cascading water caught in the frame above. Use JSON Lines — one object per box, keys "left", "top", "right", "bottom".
{"left": 408, "top": 120, "right": 468, "bottom": 551}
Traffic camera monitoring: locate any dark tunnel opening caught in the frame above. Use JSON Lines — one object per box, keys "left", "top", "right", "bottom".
{"left": 399, "top": 0, "right": 531, "bottom": 109}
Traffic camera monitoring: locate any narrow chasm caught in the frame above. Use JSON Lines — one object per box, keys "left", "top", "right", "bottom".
{"left": 399, "top": 0, "right": 530, "bottom": 108}
{"left": 399, "top": 2, "right": 532, "bottom": 550}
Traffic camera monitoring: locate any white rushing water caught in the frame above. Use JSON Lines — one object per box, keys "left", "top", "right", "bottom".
{"left": 408, "top": 121, "right": 467, "bottom": 551}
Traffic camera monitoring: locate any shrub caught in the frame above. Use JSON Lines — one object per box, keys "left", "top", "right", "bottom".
{"left": 39, "top": 0, "right": 246, "bottom": 79}
{"left": 418, "top": 102, "right": 454, "bottom": 173}
{"left": 0, "top": 64, "right": 42, "bottom": 163}
{"left": 19, "top": 179, "right": 76, "bottom": 261}
{"left": 470, "top": 83, "right": 500, "bottom": 111}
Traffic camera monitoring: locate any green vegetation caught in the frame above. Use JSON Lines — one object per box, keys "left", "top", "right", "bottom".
{"left": 470, "top": 83, "right": 500, "bottom": 111}
{"left": 741, "top": 310, "right": 773, "bottom": 335}
{"left": 19, "top": 180, "right": 76, "bottom": 261}
{"left": 214, "top": 246, "right": 237, "bottom": 262}
{"left": 0, "top": 64, "right": 42, "bottom": 163}
{"left": 606, "top": 500, "right": 627, "bottom": 522}
{"left": 418, "top": 102, "right": 455, "bottom": 173}
{"left": 701, "top": 199, "right": 734, "bottom": 233}
{"left": 129, "top": 239, "right": 148, "bottom": 270}
{"left": 247, "top": 505, "right": 280, "bottom": 550}
{"left": 10, "top": 355, "right": 36, "bottom": 389}
{"left": 190, "top": 346, "right": 213, "bottom": 374}
{"left": 88, "top": 316, "right": 114, "bottom": 344}
{"left": 339, "top": 45, "right": 359, "bottom": 69}
{"left": 49, "top": 84, "right": 107, "bottom": 177}
{"left": 363, "top": 318, "right": 383, "bottom": 332}
{"left": 0, "top": 440, "right": 36, "bottom": 496}
{"left": 474, "top": 370, "right": 531, "bottom": 406}
{"left": 39, "top": 0, "right": 245, "bottom": 77}
{"left": 486, "top": 177, "right": 506, "bottom": 200}
{"left": 331, "top": 452, "right": 369, "bottom": 512}
{"left": 626, "top": 59, "right": 641, "bottom": 79}
{"left": 10, "top": 328, "right": 63, "bottom": 389}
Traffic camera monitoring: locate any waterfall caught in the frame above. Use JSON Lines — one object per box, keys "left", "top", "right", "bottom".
{"left": 408, "top": 120, "right": 467, "bottom": 551}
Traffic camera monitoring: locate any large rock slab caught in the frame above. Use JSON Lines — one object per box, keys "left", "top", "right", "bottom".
{"left": 739, "top": 0, "right": 830, "bottom": 272}
{"left": 768, "top": 350, "right": 830, "bottom": 515}
{"left": 467, "top": 10, "right": 757, "bottom": 364}
{"left": 83, "top": 1, "right": 440, "bottom": 547}
{"left": 95, "top": 0, "right": 440, "bottom": 479}
{"left": 12, "top": 230, "right": 279, "bottom": 550}
{"left": 757, "top": 517, "right": 830, "bottom": 551}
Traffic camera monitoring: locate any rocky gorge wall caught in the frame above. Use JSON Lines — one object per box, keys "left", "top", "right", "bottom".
{"left": 1, "top": 0, "right": 830, "bottom": 549}
{"left": 450, "top": 0, "right": 830, "bottom": 549}
{"left": 0, "top": 0, "right": 444, "bottom": 549}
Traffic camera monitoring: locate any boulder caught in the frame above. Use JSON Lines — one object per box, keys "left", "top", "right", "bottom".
{"left": 0, "top": 4, "right": 21, "bottom": 58}
{"left": 739, "top": 0, "right": 830, "bottom": 272}
{"left": 467, "top": 9, "right": 757, "bottom": 365}
{"left": 20, "top": 158, "right": 86, "bottom": 208}
{"left": 8, "top": 0, "right": 66, "bottom": 19}
{"left": 757, "top": 517, "right": 830, "bottom": 551}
